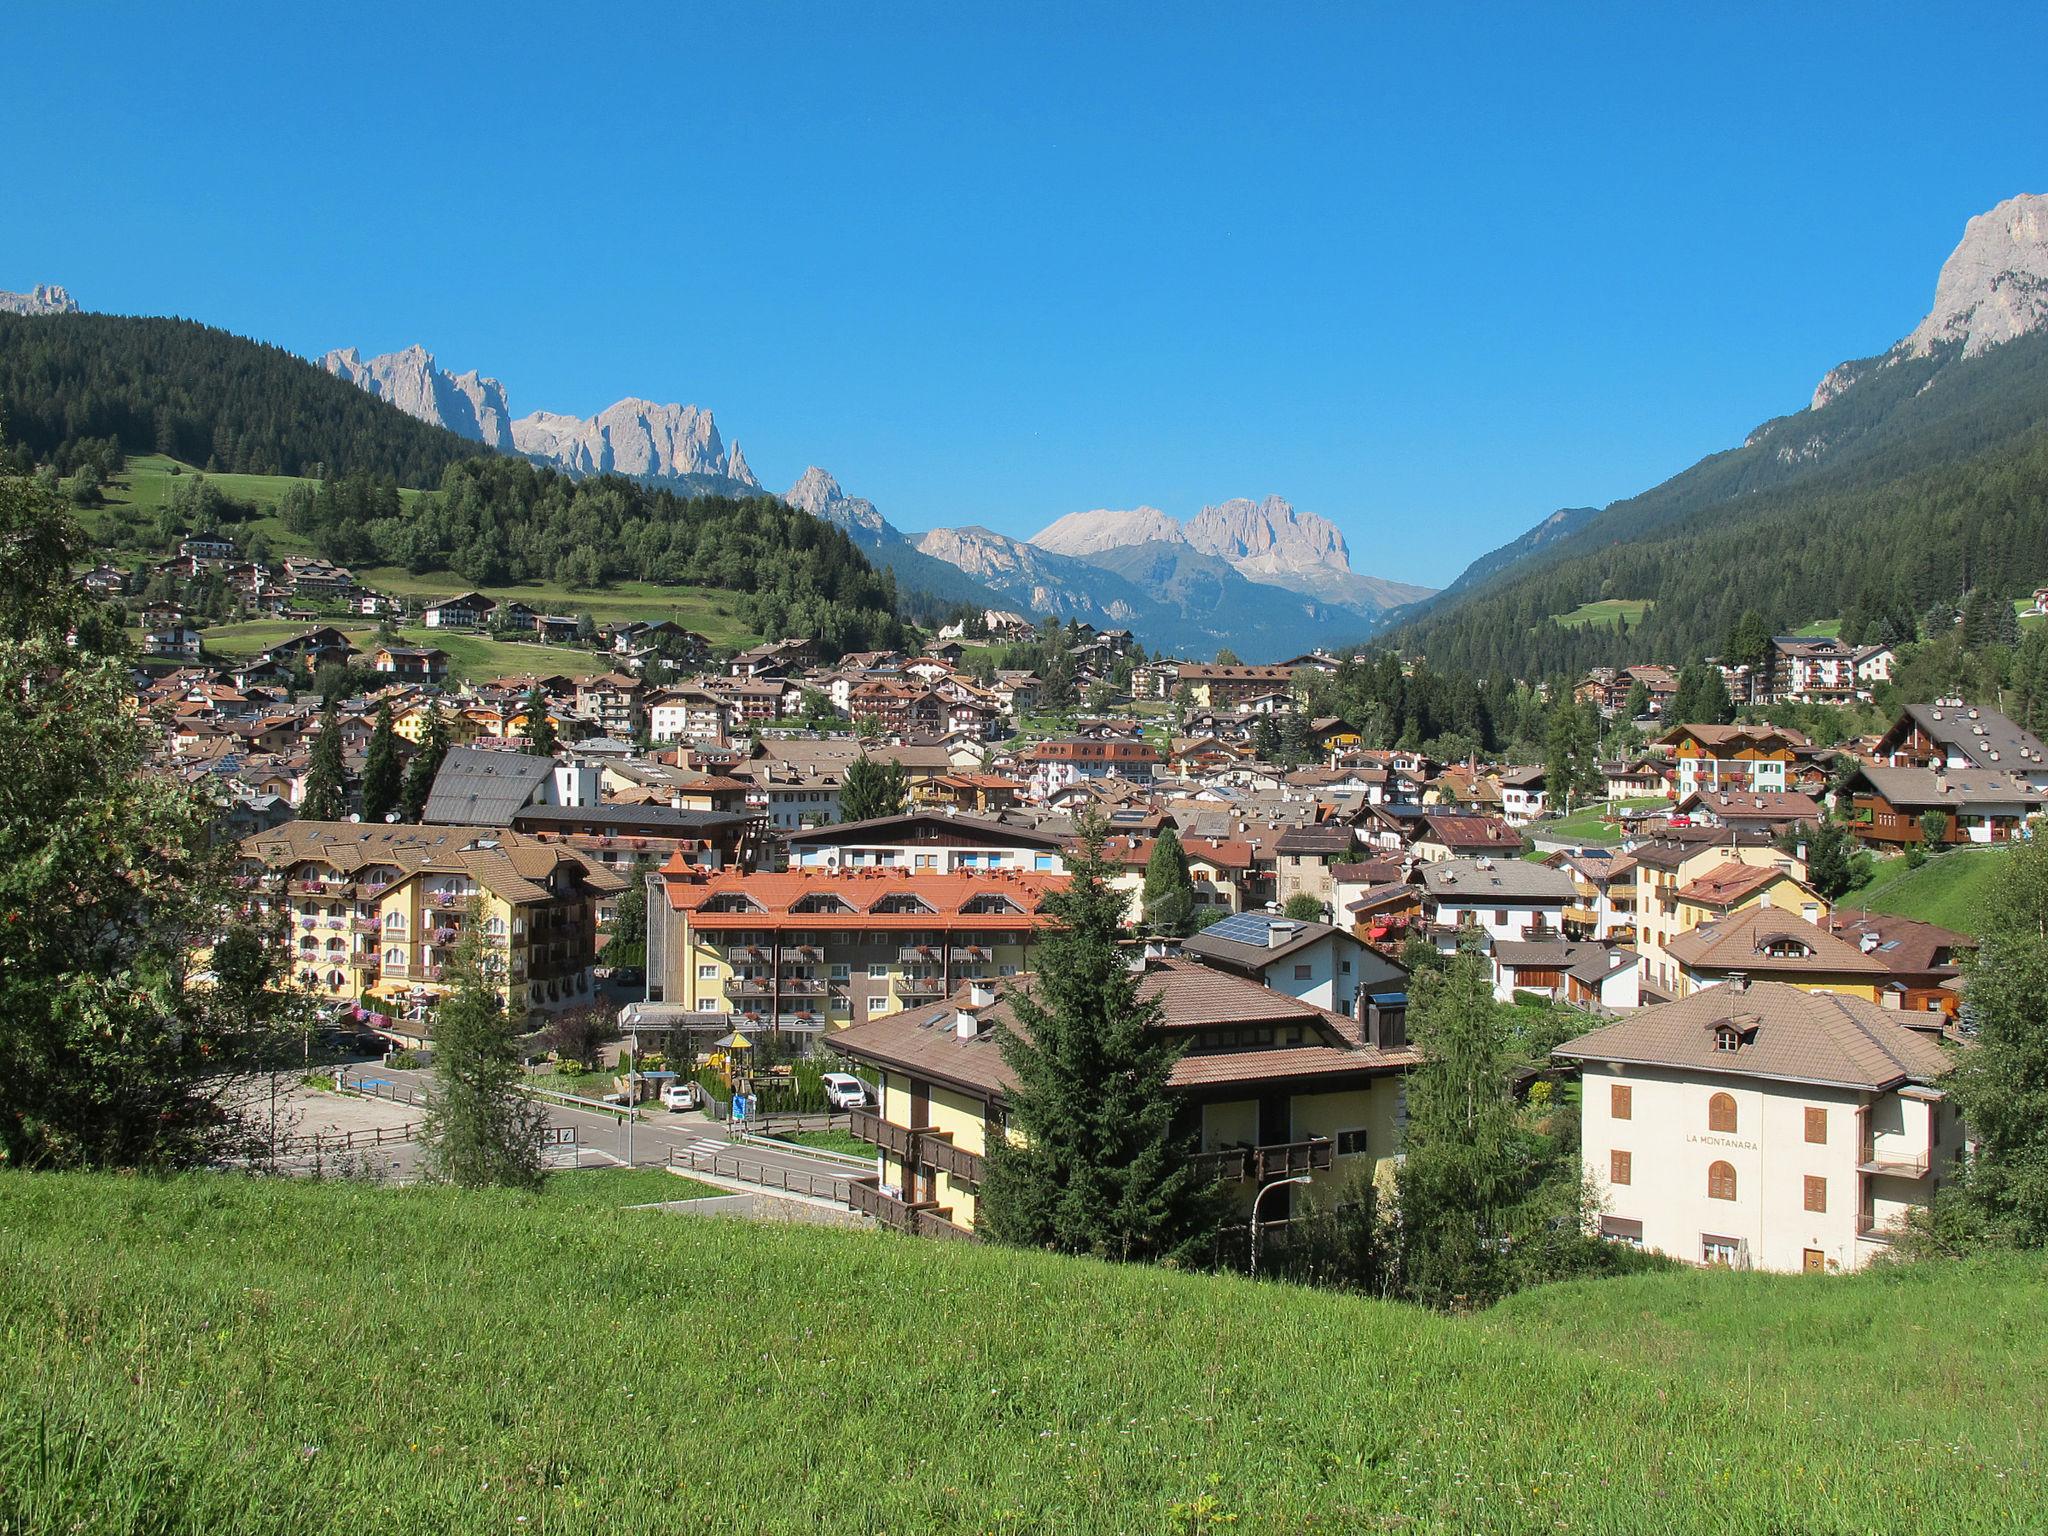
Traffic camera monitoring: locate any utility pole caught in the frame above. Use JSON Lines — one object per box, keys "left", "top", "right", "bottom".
{"left": 1249, "top": 1173, "right": 1314, "bottom": 1279}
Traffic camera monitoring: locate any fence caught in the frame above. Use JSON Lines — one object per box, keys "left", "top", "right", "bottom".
{"left": 667, "top": 1145, "right": 854, "bottom": 1203}
{"left": 278, "top": 1123, "right": 416, "bottom": 1156}
{"left": 336, "top": 1072, "right": 429, "bottom": 1108}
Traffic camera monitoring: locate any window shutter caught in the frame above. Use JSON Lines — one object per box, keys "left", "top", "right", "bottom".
{"left": 1610, "top": 1149, "right": 1632, "bottom": 1186}
{"left": 1611, "top": 1083, "right": 1632, "bottom": 1120}
{"left": 1804, "top": 1107, "right": 1827, "bottom": 1144}
{"left": 1708, "top": 1093, "right": 1738, "bottom": 1133}
{"left": 1804, "top": 1175, "right": 1827, "bottom": 1213}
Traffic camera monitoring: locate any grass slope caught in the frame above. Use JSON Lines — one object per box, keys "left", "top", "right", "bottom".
{"left": 1848, "top": 845, "right": 2009, "bottom": 935}
{"left": 1553, "top": 599, "right": 1650, "bottom": 629}
{"left": 0, "top": 1173, "right": 2041, "bottom": 1533}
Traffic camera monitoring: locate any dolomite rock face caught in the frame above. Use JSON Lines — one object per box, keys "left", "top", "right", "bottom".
{"left": 509, "top": 398, "right": 754, "bottom": 484}
{"left": 0, "top": 283, "right": 78, "bottom": 316}
{"left": 323, "top": 341, "right": 758, "bottom": 485}
{"left": 322, "top": 344, "right": 516, "bottom": 450}
{"left": 784, "top": 466, "right": 887, "bottom": 536}
{"left": 1187, "top": 494, "right": 1349, "bottom": 576}
{"left": 1029, "top": 506, "right": 1188, "bottom": 558}
{"left": 1813, "top": 192, "right": 2048, "bottom": 410}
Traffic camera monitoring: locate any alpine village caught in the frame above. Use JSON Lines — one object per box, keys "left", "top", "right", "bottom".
{"left": 13, "top": 46, "right": 2048, "bottom": 1530}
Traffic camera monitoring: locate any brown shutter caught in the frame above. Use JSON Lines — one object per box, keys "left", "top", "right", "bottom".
{"left": 1610, "top": 1149, "right": 1632, "bottom": 1186}
{"left": 1611, "top": 1083, "right": 1632, "bottom": 1120}
{"left": 1804, "top": 1107, "right": 1827, "bottom": 1144}
{"left": 1708, "top": 1093, "right": 1737, "bottom": 1133}
{"left": 1707, "top": 1160, "right": 1737, "bottom": 1200}
{"left": 1804, "top": 1175, "right": 1827, "bottom": 1213}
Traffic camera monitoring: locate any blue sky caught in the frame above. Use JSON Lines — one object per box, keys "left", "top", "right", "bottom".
{"left": 5, "top": 3, "right": 2044, "bottom": 586}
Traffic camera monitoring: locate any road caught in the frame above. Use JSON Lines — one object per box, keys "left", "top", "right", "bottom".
{"left": 350, "top": 1064, "right": 869, "bottom": 1201}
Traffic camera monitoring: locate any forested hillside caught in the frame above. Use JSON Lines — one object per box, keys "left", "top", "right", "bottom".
{"left": 0, "top": 313, "right": 485, "bottom": 485}
{"left": 290, "top": 456, "right": 911, "bottom": 655}
{"left": 1400, "top": 326, "right": 2048, "bottom": 679}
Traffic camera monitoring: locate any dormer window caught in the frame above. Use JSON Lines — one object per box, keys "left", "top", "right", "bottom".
{"left": 1714, "top": 1027, "right": 1741, "bottom": 1053}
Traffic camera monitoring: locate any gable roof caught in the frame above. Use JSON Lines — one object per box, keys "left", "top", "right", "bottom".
{"left": 1666, "top": 905, "right": 1888, "bottom": 976}
{"left": 421, "top": 746, "right": 557, "bottom": 826}
{"left": 1417, "top": 858, "right": 1575, "bottom": 903}
{"left": 1555, "top": 979, "right": 1952, "bottom": 1090}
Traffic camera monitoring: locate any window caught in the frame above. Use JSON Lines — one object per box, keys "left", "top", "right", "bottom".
{"left": 830, "top": 996, "right": 850, "bottom": 1016}
{"left": 1707, "top": 1160, "right": 1737, "bottom": 1201}
{"left": 1610, "top": 1149, "right": 1633, "bottom": 1186}
{"left": 829, "top": 963, "right": 850, "bottom": 981}
{"left": 698, "top": 964, "right": 717, "bottom": 980}
{"left": 1600, "top": 1216, "right": 1644, "bottom": 1248}
{"left": 1335, "top": 1128, "right": 1369, "bottom": 1156}
{"left": 867, "top": 996, "right": 887, "bottom": 1013}
{"left": 1494, "top": 909, "right": 1509, "bottom": 926}
{"left": 1701, "top": 1234, "right": 1741, "bottom": 1267}
{"left": 1340, "top": 959, "right": 1351, "bottom": 974}
{"left": 1714, "top": 1026, "right": 1741, "bottom": 1052}
{"left": 1804, "top": 1107, "right": 1827, "bottom": 1144}
{"left": 868, "top": 963, "right": 889, "bottom": 979}
{"left": 1611, "top": 1084, "right": 1632, "bottom": 1120}
{"left": 384, "top": 911, "right": 405, "bottom": 929}
{"left": 1708, "top": 1092, "right": 1737, "bottom": 1133}
{"left": 1292, "top": 964, "right": 1313, "bottom": 981}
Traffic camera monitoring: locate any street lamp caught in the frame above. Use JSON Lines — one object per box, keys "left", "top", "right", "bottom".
{"left": 1249, "top": 1173, "right": 1313, "bottom": 1279}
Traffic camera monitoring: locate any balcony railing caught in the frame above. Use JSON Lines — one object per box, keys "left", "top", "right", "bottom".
{"left": 848, "top": 1177, "right": 971, "bottom": 1240}
{"left": 1858, "top": 1147, "right": 1932, "bottom": 1178}
{"left": 724, "top": 976, "right": 775, "bottom": 998}
{"left": 725, "top": 943, "right": 769, "bottom": 964}
{"left": 1191, "top": 1138, "right": 1335, "bottom": 1184}
{"left": 777, "top": 977, "right": 826, "bottom": 996}
{"left": 897, "top": 944, "right": 941, "bottom": 964}
{"left": 851, "top": 1106, "right": 914, "bottom": 1158}
{"left": 893, "top": 973, "right": 946, "bottom": 999}
{"left": 849, "top": 1109, "right": 987, "bottom": 1185}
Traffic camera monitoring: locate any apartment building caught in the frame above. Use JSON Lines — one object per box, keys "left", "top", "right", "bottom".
{"left": 835, "top": 959, "right": 1419, "bottom": 1239}
{"left": 782, "top": 811, "right": 1068, "bottom": 874}
{"left": 646, "top": 866, "right": 1064, "bottom": 1037}
{"left": 1628, "top": 831, "right": 1803, "bottom": 997}
{"left": 236, "top": 821, "right": 622, "bottom": 1024}
{"left": 1558, "top": 980, "right": 1960, "bottom": 1273}
{"left": 1654, "top": 724, "right": 1806, "bottom": 798}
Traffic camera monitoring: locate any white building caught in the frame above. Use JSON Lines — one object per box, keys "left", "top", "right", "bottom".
{"left": 1556, "top": 980, "right": 1961, "bottom": 1274}
{"left": 1417, "top": 858, "right": 1576, "bottom": 978}
{"left": 1497, "top": 766, "right": 1548, "bottom": 825}
{"left": 1181, "top": 912, "right": 1406, "bottom": 1019}
{"left": 782, "top": 812, "right": 1068, "bottom": 874}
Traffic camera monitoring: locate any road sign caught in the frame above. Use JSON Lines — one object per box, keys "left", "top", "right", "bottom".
{"left": 731, "top": 1093, "right": 750, "bottom": 1123}
{"left": 544, "top": 1125, "right": 578, "bottom": 1147}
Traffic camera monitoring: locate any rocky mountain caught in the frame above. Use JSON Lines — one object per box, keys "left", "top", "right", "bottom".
{"left": 782, "top": 468, "right": 1018, "bottom": 615}
{"left": 509, "top": 399, "right": 753, "bottom": 485}
{"left": 1024, "top": 493, "right": 1432, "bottom": 630}
{"left": 0, "top": 284, "right": 79, "bottom": 317}
{"left": 323, "top": 344, "right": 515, "bottom": 451}
{"left": 323, "top": 342, "right": 756, "bottom": 490}
{"left": 1031, "top": 505, "right": 1187, "bottom": 558}
{"left": 1401, "top": 191, "right": 2048, "bottom": 678}
{"left": 1810, "top": 192, "right": 2048, "bottom": 411}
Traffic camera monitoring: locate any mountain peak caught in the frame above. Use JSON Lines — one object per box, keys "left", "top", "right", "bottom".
{"left": 1030, "top": 505, "right": 1187, "bottom": 557}
{"left": 323, "top": 343, "right": 515, "bottom": 451}
{"left": 1187, "top": 494, "right": 1350, "bottom": 576}
{"left": 0, "top": 283, "right": 80, "bottom": 316}
{"left": 784, "top": 466, "right": 845, "bottom": 512}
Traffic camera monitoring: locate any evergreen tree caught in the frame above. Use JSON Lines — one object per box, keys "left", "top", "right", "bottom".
{"left": 1622, "top": 678, "right": 1651, "bottom": 721}
{"left": 300, "top": 697, "right": 348, "bottom": 821}
{"left": 1803, "top": 818, "right": 1855, "bottom": 900}
{"left": 400, "top": 704, "right": 450, "bottom": 822}
{"left": 980, "top": 815, "right": 1225, "bottom": 1264}
{"left": 1543, "top": 698, "right": 1596, "bottom": 813}
{"left": 840, "top": 752, "right": 907, "bottom": 823}
{"left": 421, "top": 908, "right": 547, "bottom": 1190}
{"left": 522, "top": 686, "right": 557, "bottom": 757}
{"left": 0, "top": 475, "right": 288, "bottom": 1169}
{"left": 359, "top": 700, "right": 402, "bottom": 822}
{"left": 1931, "top": 837, "right": 2048, "bottom": 1248}
{"left": 1251, "top": 716, "right": 1280, "bottom": 761}
{"left": 1140, "top": 825, "right": 1197, "bottom": 936}
{"left": 608, "top": 858, "right": 652, "bottom": 965}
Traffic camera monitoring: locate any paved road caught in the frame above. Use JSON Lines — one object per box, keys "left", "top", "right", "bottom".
{"left": 354, "top": 1065, "right": 869, "bottom": 1198}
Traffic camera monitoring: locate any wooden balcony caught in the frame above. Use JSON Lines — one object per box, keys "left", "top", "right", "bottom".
{"left": 1858, "top": 1147, "right": 1931, "bottom": 1178}
{"left": 1190, "top": 1138, "right": 1334, "bottom": 1184}
{"left": 850, "top": 1106, "right": 914, "bottom": 1158}
{"left": 849, "top": 1109, "right": 986, "bottom": 1185}
{"left": 1189, "top": 1147, "right": 1250, "bottom": 1182}
{"left": 892, "top": 972, "right": 947, "bottom": 999}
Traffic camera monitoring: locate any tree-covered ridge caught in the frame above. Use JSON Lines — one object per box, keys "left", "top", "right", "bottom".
{"left": 1402, "top": 325, "right": 2048, "bottom": 679}
{"left": 0, "top": 312, "right": 484, "bottom": 485}
{"left": 287, "top": 455, "right": 910, "bottom": 657}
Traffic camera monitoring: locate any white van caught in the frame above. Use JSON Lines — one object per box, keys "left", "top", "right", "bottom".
{"left": 820, "top": 1072, "right": 869, "bottom": 1112}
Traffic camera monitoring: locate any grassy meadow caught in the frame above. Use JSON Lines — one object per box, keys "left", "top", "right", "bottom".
{"left": 1554, "top": 599, "right": 1650, "bottom": 629}
{"left": 0, "top": 1172, "right": 2041, "bottom": 1533}
{"left": 1847, "top": 844, "right": 2009, "bottom": 934}
{"left": 1531, "top": 796, "right": 1669, "bottom": 846}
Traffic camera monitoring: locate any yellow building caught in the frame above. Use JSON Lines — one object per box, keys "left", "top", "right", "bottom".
{"left": 1629, "top": 832, "right": 1808, "bottom": 998}
{"left": 393, "top": 702, "right": 483, "bottom": 745}
{"left": 649, "top": 866, "right": 1064, "bottom": 1036}
{"left": 834, "top": 959, "right": 1417, "bottom": 1240}
{"left": 236, "top": 821, "right": 624, "bottom": 1025}
{"left": 1664, "top": 906, "right": 1892, "bottom": 1002}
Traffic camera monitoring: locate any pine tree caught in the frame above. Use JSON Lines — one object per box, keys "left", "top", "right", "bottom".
{"left": 359, "top": 700, "right": 402, "bottom": 822}
{"left": 421, "top": 909, "right": 548, "bottom": 1190}
{"left": 1804, "top": 819, "right": 1855, "bottom": 900}
{"left": 1931, "top": 837, "right": 2048, "bottom": 1248}
{"left": 522, "top": 686, "right": 557, "bottom": 757}
{"left": 1622, "top": 679, "right": 1651, "bottom": 721}
{"left": 300, "top": 697, "right": 348, "bottom": 821}
{"left": 980, "top": 814, "right": 1225, "bottom": 1263}
{"left": 1140, "top": 825, "right": 1196, "bottom": 936}
{"left": 840, "top": 752, "right": 906, "bottom": 823}
{"left": 400, "top": 703, "right": 450, "bottom": 822}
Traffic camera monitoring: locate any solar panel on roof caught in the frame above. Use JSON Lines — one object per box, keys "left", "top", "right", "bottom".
{"left": 1202, "top": 912, "right": 1278, "bottom": 945}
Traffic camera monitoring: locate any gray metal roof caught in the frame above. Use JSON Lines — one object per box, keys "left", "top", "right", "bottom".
{"left": 422, "top": 746, "right": 557, "bottom": 826}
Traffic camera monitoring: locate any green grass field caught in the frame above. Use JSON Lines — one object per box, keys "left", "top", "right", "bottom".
{"left": 0, "top": 1172, "right": 2041, "bottom": 1533}
{"left": 535, "top": 1166, "right": 723, "bottom": 1209}
{"left": 1789, "top": 617, "right": 1843, "bottom": 638}
{"left": 776, "top": 1127, "right": 870, "bottom": 1158}
{"left": 196, "top": 619, "right": 624, "bottom": 682}
{"left": 1531, "top": 796, "right": 1668, "bottom": 846}
{"left": 1846, "top": 844, "right": 2010, "bottom": 934}
{"left": 1554, "top": 599, "right": 1650, "bottom": 629}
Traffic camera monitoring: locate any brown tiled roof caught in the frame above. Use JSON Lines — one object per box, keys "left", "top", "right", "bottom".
{"left": 1673, "top": 861, "right": 1806, "bottom": 909}
{"left": 1665, "top": 906, "right": 1888, "bottom": 976}
{"left": 1555, "top": 979, "right": 1953, "bottom": 1089}
{"left": 1822, "top": 912, "right": 1972, "bottom": 978}
{"left": 833, "top": 959, "right": 1418, "bottom": 1101}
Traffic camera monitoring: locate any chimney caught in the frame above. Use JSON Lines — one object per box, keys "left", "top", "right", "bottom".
{"left": 968, "top": 981, "right": 996, "bottom": 1008}
{"left": 954, "top": 1009, "right": 979, "bottom": 1039}
{"left": 1860, "top": 932, "right": 1880, "bottom": 953}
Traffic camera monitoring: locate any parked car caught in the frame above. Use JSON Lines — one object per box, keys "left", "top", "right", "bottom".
{"left": 820, "top": 1072, "right": 870, "bottom": 1112}
{"left": 661, "top": 1082, "right": 701, "bottom": 1112}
